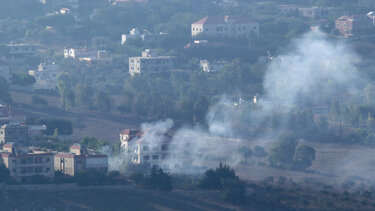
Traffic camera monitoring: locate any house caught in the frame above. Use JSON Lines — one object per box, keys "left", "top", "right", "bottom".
{"left": 297, "top": 7, "right": 329, "bottom": 19}
{"left": 129, "top": 49, "right": 173, "bottom": 76}
{"left": 0, "top": 123, "right": 29, "bottom": 144}
{"left": 7, "top": 43, "right": 38, "bottom": 56}
{"left": 64, "top": 48, "right": 96, "bottom": 60}
{"left": 277, "top": 5, "right": 329, "bottom": 19}
{"left": 40, "top": 0, "right": 79, "bottom": 10}
{"left": 64, "top": 48, "right": 112, "bottom": 65}
{"left": 121, "top": 28, "right": 166, "bottom": 45}
{"left": 335, "top": 15, "right": 373, "bottom": 37}
{"left": 0, "top": 61, "right": 10, "bottom": 83}
{"left": 28, "top": 63, "right": 59, "bottom": 90}
{"left": 200, "top": 60, "right": 229, "bottom": 73}
{"left": 54, "top": 144, "right": 108, "bottom": 176}
{"left": 1, "top": 143, "right": 54, "bottom": 182}
{"left": 191, "top": 15, "right": 259, "bottom": 38}
{"left": 276, "top": 5, "right": 299, "bottom": 15}
{"left": 112, "top": 0, "right": 149, "bottom": 6}
{"left": 120, "top": 129, "right": 181, "bottom": 169}
{"left": 28, "top": 125, "right": 47, "bottom": 138}
{"left": 120, "top": 128, "right": 140, "bottom": 149}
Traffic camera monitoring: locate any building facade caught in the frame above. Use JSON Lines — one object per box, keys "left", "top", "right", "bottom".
{"left": 200, "top": 60, "right": 229, "bottom": 73}
{"left": 129, "top": 49, "right": 173, "bottom": 76}
{"left": 54, "top": 144, "right": 108, "bottom": 176}
{"left": 335, "top": 15, "right": 373, "bottom": 37}
{"left": 120, "top": 129, "right": 181, "bottom": 170}
{"left": 0, "top": 124, "right": 29, "bottom": 144}
{"left": 28, "top": 63, "right": 59, "bottom": 90}
{"left": 1, "top": 143, "right": 54, "bottom": 182}
{"left": 191, "top": 15, "right": 259, "bottom": 38}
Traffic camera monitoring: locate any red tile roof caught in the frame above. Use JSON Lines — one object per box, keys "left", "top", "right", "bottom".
{"left": 193, "top": 16, "right": 255, "bottom": 25}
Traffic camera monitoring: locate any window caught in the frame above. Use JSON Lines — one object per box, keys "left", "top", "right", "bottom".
{"left": 46, "top": 158, "right": 50, "bottom": 162}
{"left": 161, "top": 144, "right": 168, "bottom": 151}
{"left": 143, "top": 146, "right": 149, "bottom": 151}
{"left": 152, "top": 146, "right": 158, "bottom": 151}
{"left": 152, "top": 155, "right": 159, "bottom": 160}
{"left": 46, "top": 168, "right": 50, "bottom": 172}
{"left": 224, "top": 28, "right": 228, "bottom": 31}
{"left": 143, "top": 155, "right": 149, "bottom": 160}
{"left": 216, "top": 26, "right": 223, "bottom": 31}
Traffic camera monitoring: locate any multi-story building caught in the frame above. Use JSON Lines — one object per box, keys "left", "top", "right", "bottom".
{"left": 7, "top": 43, "right": 38, "bottom": 56}
{"left": 0, "top": 124, "right": 29, "bottom": 144}
{"left": 64, "top": 48, "right": 97, "bottom": 60}
{"left": 191, "top": 15, "right": 259, "bottom": 38}
{"left": 54, "top": 144, "right": 108, "bottom": 176}
{"left": 1, "top": 143, "right": 54, "bottom": 182}
{"left": 120, "top": 129, "right": 181, "bottom": 169}
{"left": 335, "top": 15, "right": 373, "bottom": 37}
{"left": 64, "top": 48, "right": 112, "bottom": 65}
{"left": 121, "top": 28, "right": 166, "bottom": 45}
{"left": 129, "top": 49, "right": 173, "bottom": 76}
{"left": 298, "top": 7, "right": 329, "bottom": 19}
{"left": 0, "top": 61, "right": 10, "bottom": 83}
{"left": 28, "top": 63, "right": 59, "bottom": 90}
{"left": 276, "top": 5, "right": 299, "bottom": 15}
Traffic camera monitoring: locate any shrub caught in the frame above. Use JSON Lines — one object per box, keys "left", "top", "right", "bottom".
{"left": 199, "top": 163, "right": 237, "bottom": 190}
{"left": 143, "top": 166, "right": 172, "bottom": 191}
{"left": 129, "top": 172, "right": 144, "bottom": 185}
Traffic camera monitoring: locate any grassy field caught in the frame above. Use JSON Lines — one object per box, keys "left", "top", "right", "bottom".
{"left": 0, "top": 185, "right": 240, "bottom": 211}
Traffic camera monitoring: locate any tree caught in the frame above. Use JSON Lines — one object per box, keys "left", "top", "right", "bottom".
{"left": 269, "top": 132, "right": 298, "bottom": 167}
{"left": 95, "top": 91, "right": 111, "bottom": 113}
{"left": 0, "top": 164, "right": 10, "bottom": 183}
{"left": 291, "top": 145, "right": 316, "bottom": 171}
{"left": 199, "top": 163, "right": 237, "bottom": 190}
{"left": 193, "top": 95, "right": 210, "bottom": 122}
{"left": 143, "top": 166, "right": 172, "bottom": 191}
{"left": 238, "top": 146, "right": 253, "bottom": 163}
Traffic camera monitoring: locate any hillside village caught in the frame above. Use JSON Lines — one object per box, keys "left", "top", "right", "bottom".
{"left": 2, "top": 0, "right": 375, "bottom": 209}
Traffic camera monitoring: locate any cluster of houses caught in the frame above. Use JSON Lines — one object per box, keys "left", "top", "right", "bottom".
{"left": 1, "top": 142, "right": 108, "bottom": 183}
{"left": 0, "top": 104, "right": 108, "bottom": 182}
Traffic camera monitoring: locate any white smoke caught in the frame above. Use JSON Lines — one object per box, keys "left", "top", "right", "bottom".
{"left": 109, "top": 31, "right": 373, "bottom": 181}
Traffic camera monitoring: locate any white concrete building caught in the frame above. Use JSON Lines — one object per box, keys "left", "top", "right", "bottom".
{"left": 121, "top": 28, "right": 166, "bottom": 45}
{"left": 64, "top": 48, "right": 112, "bottom": 65}
{"left": 120, "top": 129, "right": 180, "bottom": 169}
{"left": 40, "top": 0, "right": 79, "bottom": 10}
{"left": 129, "top": 49, "right": 173, "bottom": 76}
{"left": 200, "top": 60, "right": 229, "bottom": 73}
{"left": 0, "top": 61, "right": 10, "bottom": 82}
{"left": 191, "top": 15, "right": 259, "bottom": 38}
{"left": 28, "top": 63, "right": 59, "bottom": 90}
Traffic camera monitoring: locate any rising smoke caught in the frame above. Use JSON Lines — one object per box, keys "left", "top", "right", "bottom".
{"left": 109, "top": 31, "right": 370, "bottom": 180}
